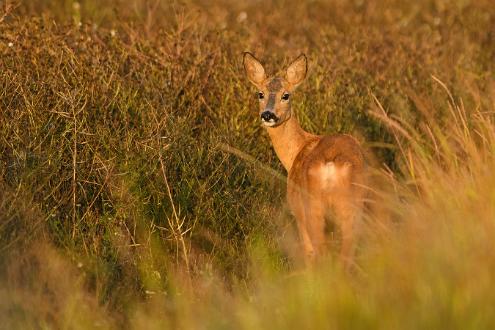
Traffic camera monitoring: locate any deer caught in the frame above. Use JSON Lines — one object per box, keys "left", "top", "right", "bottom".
{"left": 243, "top": 52, "right": 366, "bottom": 268}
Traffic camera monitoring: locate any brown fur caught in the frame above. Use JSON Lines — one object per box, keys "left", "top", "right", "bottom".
{"left": 243, "top": 53, "right": 366, "bottom": 268}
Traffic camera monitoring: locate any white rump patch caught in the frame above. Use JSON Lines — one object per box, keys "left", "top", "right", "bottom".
{"left": 321, "top": 162, "right": 336, "bottom": 181}
{"left": 320, "top": 161, "right": 351, "bottom": 189}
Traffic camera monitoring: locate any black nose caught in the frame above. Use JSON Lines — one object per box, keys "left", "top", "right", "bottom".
{"left": 261, "top": 111, "right": 276, "bottom": 121}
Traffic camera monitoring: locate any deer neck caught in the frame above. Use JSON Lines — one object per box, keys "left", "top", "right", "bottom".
{"left": 266, "top": 113, "right": 315, "bottom": 172}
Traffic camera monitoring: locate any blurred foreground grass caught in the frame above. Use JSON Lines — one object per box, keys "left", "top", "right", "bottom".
{"left": 1, "top": 0, "right": 495, "bottom": 328}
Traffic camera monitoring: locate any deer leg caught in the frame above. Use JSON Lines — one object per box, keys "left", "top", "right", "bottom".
{"left": 340, "top": 212, "right": 356, "bottom": 269}
{"left": 304, "top": 200, "right": 326, "bottom": 260}
{"left": 335, "top": 200, "right": 362, "bottom": 270}
{"left": 289, "top": 192, "right": 319, "bottom": 265}
{"left": 294, "top": 216, "right": 316, "bottom": 264}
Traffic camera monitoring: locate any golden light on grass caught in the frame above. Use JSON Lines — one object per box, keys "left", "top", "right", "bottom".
{"left": 1, "top": 0, "right": 495, "bottom": 328}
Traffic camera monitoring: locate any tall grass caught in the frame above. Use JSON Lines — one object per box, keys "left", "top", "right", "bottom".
{"left": 1, "top": 0, "right": 495, "bottom": 328}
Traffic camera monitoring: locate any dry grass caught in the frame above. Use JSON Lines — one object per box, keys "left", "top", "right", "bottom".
{"left": 1, "top": 0, "right": 495, "bottom": 328}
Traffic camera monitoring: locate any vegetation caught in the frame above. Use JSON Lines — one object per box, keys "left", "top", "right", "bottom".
{"left": 1, "top": 0, "right": 494, "bottom": 328}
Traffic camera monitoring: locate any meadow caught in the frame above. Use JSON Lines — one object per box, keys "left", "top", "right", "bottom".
{"left": 1, "top": 0, "right": 495, "bottom": 328}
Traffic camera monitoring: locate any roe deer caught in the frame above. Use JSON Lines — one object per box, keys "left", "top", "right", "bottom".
{"left": 243, "top": 52, "right": 366, "bottom": 268}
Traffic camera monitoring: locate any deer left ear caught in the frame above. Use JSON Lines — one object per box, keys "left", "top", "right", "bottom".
{"left": 286, "top": 54, "right": 307, "bottom": 88}
{"left": 243, "top": 52, "right": 266, "bottom": 87}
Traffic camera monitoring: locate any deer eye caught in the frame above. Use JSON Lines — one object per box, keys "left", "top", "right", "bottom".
{"left": 281, "top": 93, "right": 290, "bottom": 101}
{"left": 258, "top": 92, "right": 264, "bottom": 100}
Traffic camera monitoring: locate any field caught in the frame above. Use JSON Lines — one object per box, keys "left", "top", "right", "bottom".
{"left": 1, "top": 0, "right": 495, "bottom": 328}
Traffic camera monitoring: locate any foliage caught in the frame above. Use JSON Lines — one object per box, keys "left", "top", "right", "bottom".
{"left": 1, "top": 0, "right": 494, "bottom": 328}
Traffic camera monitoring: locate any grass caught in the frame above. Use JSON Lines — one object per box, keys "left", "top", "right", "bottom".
{"left": 1, "top": 0, "right": 495, "bottom": 328}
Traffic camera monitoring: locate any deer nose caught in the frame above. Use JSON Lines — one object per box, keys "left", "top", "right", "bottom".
{"left": 261, "top": 111, "right": 277, "bottom": 122}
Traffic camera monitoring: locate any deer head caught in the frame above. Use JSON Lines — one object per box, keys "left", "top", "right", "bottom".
{"left": 243, "top": 52, "right": 307, "bottom": 127}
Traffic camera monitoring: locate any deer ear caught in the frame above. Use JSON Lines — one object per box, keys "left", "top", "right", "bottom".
{"left": 286, "top": 54, "right": 307, "bottom": 87}
{"left": 243, "top": 52, "right": 266, "bottom": 87}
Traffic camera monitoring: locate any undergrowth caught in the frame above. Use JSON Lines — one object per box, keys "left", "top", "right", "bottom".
{"left": 1, "top": 0, "right": 495, "bottom": 328}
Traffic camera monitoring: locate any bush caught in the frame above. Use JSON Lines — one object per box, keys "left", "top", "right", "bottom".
{"left": 1, "top": 0, "right": 494, "bottom": 328}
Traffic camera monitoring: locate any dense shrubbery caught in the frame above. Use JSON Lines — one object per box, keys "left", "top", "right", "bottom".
{"left": 1, "top": 0, "right": 495, "bottom": 328}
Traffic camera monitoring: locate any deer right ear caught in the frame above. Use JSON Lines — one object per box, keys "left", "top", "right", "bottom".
{"left": 286, "top": 54, "right": 307, "bottom": 88}
{"left": 243, "top": 52, "right": 266, "bottom": 87}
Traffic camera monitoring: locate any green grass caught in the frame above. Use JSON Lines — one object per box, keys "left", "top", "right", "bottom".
{"left": 1, "top": 0, "right": 495, "bottom": 328}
